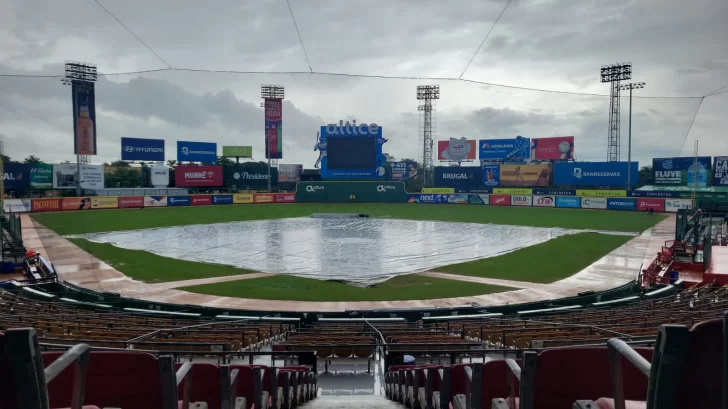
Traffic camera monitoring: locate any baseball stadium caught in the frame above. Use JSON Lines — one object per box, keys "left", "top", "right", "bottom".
{"left": 2, "top": 1, "right": 728, "bottom": 408}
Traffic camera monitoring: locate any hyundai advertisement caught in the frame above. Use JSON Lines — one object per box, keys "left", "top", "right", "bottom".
{"left": 176, "top": 141, "right": 218, "bottom": 162}
{"left": 478, "top": 136, "right": 530, "bottom": 160}
{"left": 121, "top": 137, "right": 165, "bottom": 161}
{"left": 554, "top": 162, "right": 638, "bottom": 186}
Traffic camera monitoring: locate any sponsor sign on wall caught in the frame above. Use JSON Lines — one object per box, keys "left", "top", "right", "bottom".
{"left": 32, "top": 198, "right": 61, "bottom": 212}
{"left": 607, "top": 198, "right": 636, "bottom": 211}
{"left": 2, "top": 163, "right": 29, "bottom": 191}
{"left": 478, "top": 137, "right": 530, "bottom": 160}
{"left": 390, "top": 161, "right": 418, "bottom": 181}
{"left": 225, "top": 165, "right": 278, "bottom": 187}
{"left": 554, "top": 162, "right": 638, "bottom": 186}
{"left": 121, "top": 137, "right": 165, "bottom": 161}
{"left": 212, "top": 195, "right": 233, "bottom": 205}
{"left": 653, "top": 157, "right": 712, "bottom": 186}
{"left": 422, "top": 187, "right": 455, "bottom": 194}
{"left": 665, "top": 199, "right": 693, "bottom": 213}
{"left": 177, "top": 141, "right": 218, "bottom": 163}
{"left": 438, "top": 138, "right": 477, "bottom": 161}
{"left": 29, "top": 163, "right": 53, "bottom": 189}
{"left": 533, "top": 189, "right": 576, "bottom": 196}
{"left": 482, "top": 165, "right": 500, "bottom": 187}
{"left": 167, "top": 195, "right": 190, "bottom": 206}
{"left": 408, "top": 194, "right": 447, "bottom": 204}
{"left": 274, "top": 193, "right": 296, "bottom": 203}
{"left": 511, "top": 195, "right": 533, "bottom": 206}
{"left": 222, "top": 146, "right": 252, "bottom": 158}
{"left": 175, "top": 165, "right": 223, "bottom": 187}
{"left": 264, "top": 99, "right": 283, "bottom": 159}
{"left": 318, "top": 121, "right": 387, "bottom": 179}
{"left": 90, "top": 197, "right": 118, "bottom": 209}
{"left": 555, "top": 196, "right": 581, "bottom": 208}
{"left": 490, "top": 194, "right": 511, "bottom": 206}
{"left": 629, "top": 190, "right": 682, "bottom": 198}
{"left": 52, "top": 164, "right": 105, "bottom": 189}
{"left": 144, "top": 196, "right": 167, "bottom": 207}
{"left": 278, "top": 164, "right": 303, "bottom": 183}
{"left": 254, "top": 193, "right": 274, "bottom": 203}
{"left": 533, "top": 196, "right": 556, "bottom": 207}
{"left": 581, "top": 197, "right": 608, "bottom": 209}
{"left": 714, "top": 156, "right": 728, "bottom": 186}
{"left": 493, "top": 188, "right": 532, "bottom": 195}
{"left": 499, "top": 164, "right": 550, "bottom": 187}
{"left": 447, "top": 194, "right": 469, "bottom": 204}
{"left": 61, "top": 197, "right": 91, "bottom": 211}
{"left": 434, "top": 166, "right": 483, "bottom": 187}
{"left": 233, "top": 193, "right": 254, "bottom": 204}
{"left": 576, "top": 189, "right": 627, "bottom": 197}
{"left": 118, "top": 196, "right": 144, "bottom": 208}
{"left": 467, "top": 194, "right": 489, "bottom": 205}
{"left": 636, "top": 198, "right": 665, "bottom": 212}
{"left": 530, "top": 136, "right": 574, "bottom": 160}
{"left": 3, "top": 199, "right": 32, "bottom": 213}
{"left": 151, "top": 165, "right": 169, "bottom": 188}
{"left": 190, "top": 195, "right": 212, "bottom": 206}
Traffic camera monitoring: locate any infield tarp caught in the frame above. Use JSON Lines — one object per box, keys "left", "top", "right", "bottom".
{"left": 68, "top": 218, "right": 632, "bottom": 286}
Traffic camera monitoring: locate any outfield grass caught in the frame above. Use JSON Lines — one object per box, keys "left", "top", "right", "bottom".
{"left": 32, "top": 203, "right": 666, "bottom": 235}
{"left": 69, "top": 239, "right": 255, "bottom": 283}
{"left": 181, "top": 274, "right": 514, "bottom": 302}
{"left": 434, "top": 232, "right": 633, "bottom": 283}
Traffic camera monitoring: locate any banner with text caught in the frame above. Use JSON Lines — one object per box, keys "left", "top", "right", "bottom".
{"left": 530, "top": 136, "right": 574, "bottom": 160}
{"left": 438, "top": 139, "right": 477, "bottom": 161}
{"left": 224, "top": 164, "right": 278, "bottom": 188}
{"left": 390, "top": 161, "right": 418, "bottom": 180}
{"left": 29, "top": 163, "right": 53, "bottom": 189}
{"left": 482, "top": 165, "right": 500, "bottom": 187}
{"left": 121, "top": 137, "right": 165, "bottom": 161}
{"left": 499, "top": 164, "right": 550, "bottom": 187}
{"left": 72, "top": 82, "right": 97, "bottom": 156}
{"left": 52, "top": 164, "right": 104, "bottom": 189}
{"left": 278, "top": 164, "right": 303, "bottom": 183}
{"left": 265, "top": 99, "right": 283, "bottom": 159}
{"left": 434, "top": 166, "right": 483, "bottom": 187}
{"left": 554, "top": 162, "right": 637, "bottom": 186}
{"left": 2, "top": 163, "right": 29, "bottom": 191}
{"left": 175, "top": 165, "right": 223, "bottom": 187}
{"left": 177, "top": 141, "right": 218, "bottom": 162}
{"left": 533, "top": 196, "right": 556, "bottom": 207}
{"left": 296, "top": 181, "right": 407, "bottom": 203}
{"left": 118, "top": 196, "right": 144, "bottom": 208}
{"left": 555, "top": 196, "right": 581, "bottom": 208}
{"left": 714, "top": 156, "right": 728, "bottom": 186}
{"left": 222, "top": 146, "right": 252, "bottom": 158}
{"left": 581, "top": 197, "right": 608, "bottom": 209}
{"left": 478, "top": 137, "right": 530, "bottom": 160}
{"left": 652, "top": 157, "right": 712, "bottom": 186}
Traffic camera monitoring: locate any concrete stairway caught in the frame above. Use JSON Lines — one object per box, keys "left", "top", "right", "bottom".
{"left": 300, "top": 396, "right": 401, "bottom": 409}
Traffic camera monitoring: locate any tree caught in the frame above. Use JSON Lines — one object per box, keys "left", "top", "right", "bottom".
{"left": 383, "top": 153, "right": 396, "bottom": 163}
{"left": 60, "top": 160, "right": 71, "bottom": 164}
{"left": 638, "top": 165, "right": 654, "bottom": 187}
{"left": 0, "top": 154, "right": 15, "bottom": 164}
{"left": 166, "top": 160, "right": 177, "bottom": 168}
{"left": 217, "top": 156, "right": 235, "bottom": 166}
{"left": 23, "top": 155, "right": 42, "bottom": 164}
{"left": 109, "top": 160, "right": 130, "bottom": 167}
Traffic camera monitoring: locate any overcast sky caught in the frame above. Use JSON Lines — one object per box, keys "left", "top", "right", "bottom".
{"left": 0, "top": 0, "right": 726, "bottom": 168}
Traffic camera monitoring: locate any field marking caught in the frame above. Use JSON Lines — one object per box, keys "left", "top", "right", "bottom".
{"left": 418, "top": 272, "right": 551, "bottom": 290}
{"left": 144, "top": 272, "right": 277, "bottom": 291}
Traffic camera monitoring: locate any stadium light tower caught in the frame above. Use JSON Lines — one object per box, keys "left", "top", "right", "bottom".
{"left": 261, "top": 85, "right": 284, "bottom": 193}
{"left": 417, "top": 85, "right": 440, "bottom": 187}
{"left": 62, "top": 61, "right": 97, "bottom": 196}
{"left": 600, "top": 63, "right": 632, "bottom": 162}
{"left": 619, "top": 81, "right": 646, "bottom": 191}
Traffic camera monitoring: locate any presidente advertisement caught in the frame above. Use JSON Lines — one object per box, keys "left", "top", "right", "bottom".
{"left": 652, "top": 157, "right": 712, "bottom": 186}
{"left": 225, "top": 165, "right": 278, "bottom": 188}
{"left": 175, "top": 165, "right": 223, "bottom": 187}
{"left": 278, "top": 164, "right": 303, "bottom": 183}
{"left": 482, "top": 165, "right": 500, "bottom": 187}
{"left": 52, "top": 164, "right": 105, "bottom": 189}
{"left": 530, "top": 136, "right": 575, "bottom": 160}
{"left": 121, "top": 137, "right": 165, "bottom": 161}
{"left": 499, "top": 164, "right": 550, "bottom": 187}
{"left": 177, "top": 141, "right": 218, "bottom": 163}
{"left": 554, "top": 162, "right": 638, "bottom": 186}
{"left": 434, "top": 166, "right": 483, "bottom": 187}
{"left": 2, "top": 163, "right": 29, "bottom": 191}
{"left": 222, "top": 146, "right": 253, "bottom": 158}
{"left": 438, "top": 138, "right": 477, "bottom": 161}
{"left": 390, "top": 161, "right": 418, "bottom": 181}
{"left": 264, "top": 99, "right": 283, "bottom": 159}
{"left": 72, "top": 82, "right": 97, "bottom": 156}
{"left": 714, "top": 156, "right": 728, "bottom": 186}
{"left": 29, "top": 163, "right": 53, "bottom": 189}
{"left": 478, "top": 136, "right": 530, "bottom": 160}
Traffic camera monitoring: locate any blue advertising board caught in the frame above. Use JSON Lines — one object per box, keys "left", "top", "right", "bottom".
{"left": 478, "top": 136, "right": 530, "bottom": 160}
{"left": 212, "top": 195, "right": 233, "bottom": 205}
{"left": 607, "top": 198, "right": 636, "bottom": 211}
{"left": 2, "top": 163, "right": 29, "bottom": 191}
{"left": 532, "top": 188, "right": 577, "bottom": 196}
{"left": 167, "top": 195, "right": 190, "bottom": 206}
{"left": 177, "top": 141, "right": 218, "bottom": 163}
{"left": 318, "top": 121, "right": 388, "bottom": 179}
{"left": 629, "top": 190, "right": 681, "bottom": 198}
{"left": 390, "top": 161, "right": 418, "bottom": 180}
{"left": 455, "top": 187, "right": 492, "bottom": 193}
{"left": 407, "top": 194, "right": 449, "bottom": 204}
{"left": 555, "top": 196, "right": 581, "bottom": 208}
{"left": 653, "top": 157, "right": 712, "bottom": 186}
{"left": 554, "top": 162, "right": 638, "bottom": 186}
{"left": 121, "top": 137, "right": 165, "bottom": 161}
{"left": 482, "top": 165, "right": 500, "bottom": 187}
{"left": 434, "top": 166, "right": 483, "bottom": 187}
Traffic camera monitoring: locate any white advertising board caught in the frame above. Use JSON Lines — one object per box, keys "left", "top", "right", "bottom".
{"left": 511, "top": 195, "right": 533, "bottom": 206}
{"left": 581, "top": 197, "right": 608, "bottom": 209}
{"left": 533, "top": 196, "right": 555, "bottom": 207}
{"left": 52, "top": 164, "right": 104, "bottom": 189}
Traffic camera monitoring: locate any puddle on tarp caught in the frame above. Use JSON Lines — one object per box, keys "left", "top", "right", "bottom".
{"left": 68, "top": 218, "right": 633, "bottom": 286}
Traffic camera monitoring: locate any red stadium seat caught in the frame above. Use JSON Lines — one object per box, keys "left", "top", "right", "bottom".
{"left": 176, "top": 362, "right": 241, "bottom": 409}
{"left": 230, "top": 364, "right": 268, "bottom": 409}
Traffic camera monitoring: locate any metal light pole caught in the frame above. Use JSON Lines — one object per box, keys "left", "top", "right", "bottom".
{"left": 619, "top": 81, "right": 645, "bottom": 191}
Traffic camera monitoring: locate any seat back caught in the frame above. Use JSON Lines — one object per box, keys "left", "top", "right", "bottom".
{"left": 481, "top": 360, "right": 519, "bottom": 409}
{"left": 176, "top": 362, "right": 221, "bottom": 409}
{"left": 449, "top": 364, "right": 472, "bottom": 398}
{"left": 0, "top": 332, "right": 19, "bottom": 409}
{"left": 230, "top": 364, "right": 263, "bottom": 409}
{"left": 675, "top": 317, "right": 724, "bottom": 408}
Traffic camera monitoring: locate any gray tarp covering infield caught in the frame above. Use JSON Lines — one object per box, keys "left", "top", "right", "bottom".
{"left": 68, "top": 218, "right": 633, "bottom": 286}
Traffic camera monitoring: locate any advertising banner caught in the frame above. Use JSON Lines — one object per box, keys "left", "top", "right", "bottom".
{"left": 274, "top": 193, "right": 296, "bottom": 203}
{"left": 532, "top": 188, "right": 576, "bottom": 196}
{"left": 555, "top": 196, "right": 581, "bottom": 208}
{"left": 629, "top": 190, "right": 682, "bottom": 198}
{"left": 121, "top": 137, "right": 165, "bottom": 161}
{"left": 31, "top": 198, "right": 61, "bottom": 212}
{"left": 554, "top": 162, "right": 638, "bottom": 186}
{"left": 212, "top": 195, "right": 233, "bottom": 205}
{"left": 665, "top": 199, "right": 693, "bottom": 213}
{"left": 493, "top": 188, "right": 532, "bottom": 195}
{"left": 61, "top": 197, "right": 91, "bottom": 211}
{"left": 151, "top": 165, "right": 169, "bottom": 188}
{"left": 714, "top": 156, "right": 728, "bottom": 186}
{"left": 607, "top": 198, "right": 636, "bottom": 211}
{"left": 72, "top": 82, "right": 97, "bottom": 156}
{"left": 576, "top": 189, "right": 627, "bottom": 197}
{"left": 296, "top": 181, "right": 408, "bottom": 203}
{"left": 438, "top": 138, "right": 477, "bottom": 161}
{"left": 167, "top": 195, "right": 190, "bottom": 206}
{"left": 52, "top": 164, "right": 104, "bottom": 189}
{"left": 581, "top": 197, "right": 608, "bottom": 209}
{"left": 467, "top": 194, "right": 489, "bottom": 205}
{"left": 190, "top": 195, "right": 212, "bottom": 206}
{"left": 254, "top": 193, "right": 275, "bottom": 203}
{"left": 408, "top": 194, "right": 447, "bottom": 204}
{"left": 478, "top": 137, "right": 530, "bottom": 160}
{"left": 499, "top": 164, "right": 550, "bottom": 187}
{"left": 118, "top": 196, "right": 144, "bottom": 208}
{"left": 434, "top": 166, "right": 483, "bottom": 187}
{"left": 446, "top": 194, "right": 469, "bottom": 204}
{"left": 90, "top": 197, "right": 118, "bottom": 209}
{"left": 390, "top": 161, "right": 418, "bottom": 180}
{"left": 225, "top": 164, "right": 278, "bottom": 188}
{"left": 144, "top": 196, "right": 167, "bottom": 207}
{"left": 175, "top": 165, "right": 223, "bottom": 187}
{"left": 177, "top": 141, "right": 218, "bottom": 163}
{"left": 456, "top": 187, "right": 492, "bottom": 194}
{"left": 3, "top": 199, "right": 32, "bottom": 213}
{"left": 490, "top": 195, "right": 511, "bottom": 206}
{"left": 222, "top": 146, "right": 252, "bottom": 158}
{"left": 318, "top": 121, "right": 388, "bottom": 179}
{"left": 265, "top": 98, "right": 283, "bottom": 159}
{"left": 422, "top": 187, "right": 454, "bottom": 194}
{"left": 533, "top": 196, "right": 556, "bottom": 207}
{"left": 530, "top": 136, "right": 574, "bottom": 160}
{"left": 233, "top": 193, "right": 254, "bottom": 204}
{"left": 29, "top": 163, "right": 53, "bottom": 189}
{"left": 278, "top": 164, "right": 303, "bottom": 183}
{"left": 482, "top": 165, "right": 500, "bottom": 187}
{"left": 511, "top": 195, "right": 533, "bottom": 206}
{"left": 2, "top": 163, "right": 29, "bottom": 191}
{"left": 653, "top": 157, "right": 712, "bottom": 186}
{"left": 636, "top": 198, "right": 665, "bottom": 212}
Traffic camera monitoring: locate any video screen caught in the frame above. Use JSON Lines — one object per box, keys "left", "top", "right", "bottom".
{"left": 327, "top": 136, "right": 376, "bottom": 170}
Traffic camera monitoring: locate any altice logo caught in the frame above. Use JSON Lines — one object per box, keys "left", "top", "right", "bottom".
{"left": 325, "top": 120, "right": 380, "bottom": 135}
